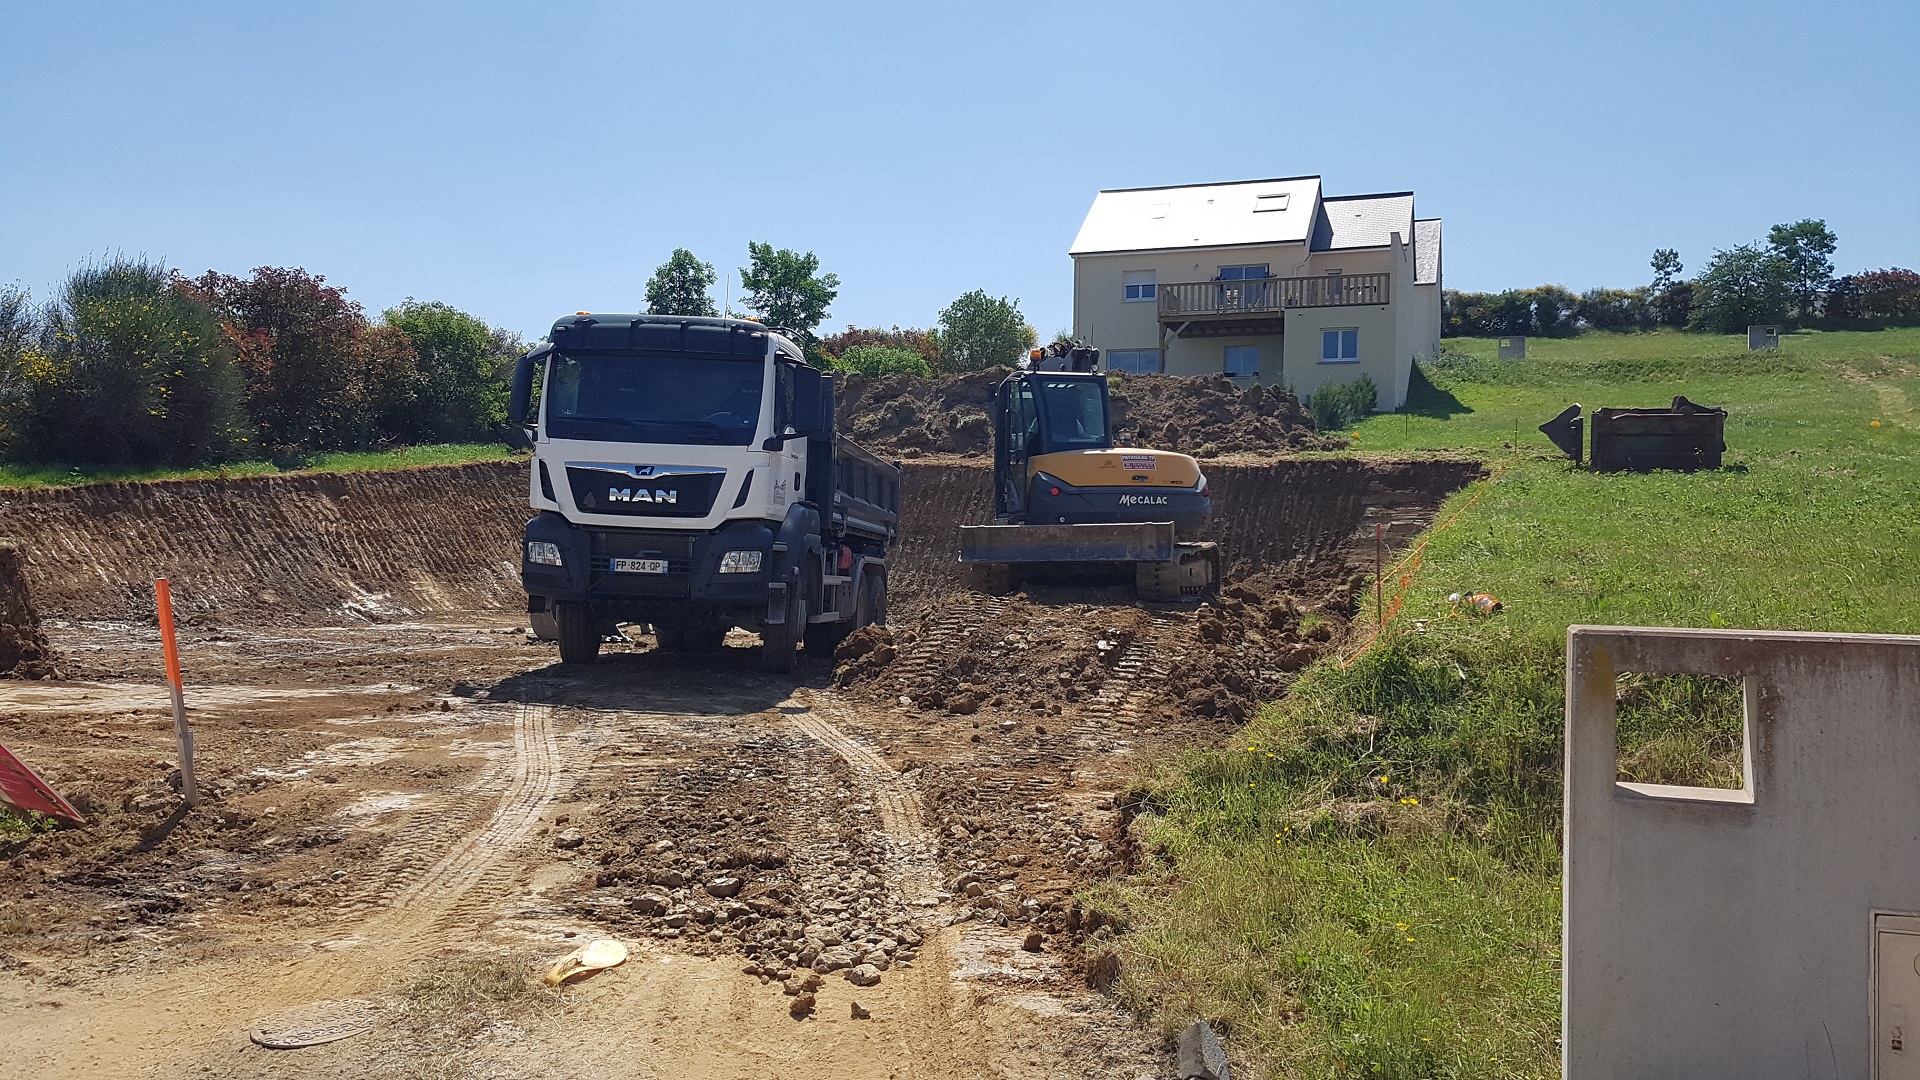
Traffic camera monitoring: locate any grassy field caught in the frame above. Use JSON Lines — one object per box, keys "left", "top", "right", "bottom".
{"left": 1114, "top": 328, "right": 1920, "bottom": 1078}
{"left": 0, "top": 442, "right": 522, "bottom": 489}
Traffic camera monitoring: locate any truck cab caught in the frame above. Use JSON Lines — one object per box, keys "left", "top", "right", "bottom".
{"left": 509, "top": 314, "right": 898, "bottom": 671}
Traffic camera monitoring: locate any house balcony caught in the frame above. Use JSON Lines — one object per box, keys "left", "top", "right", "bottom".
{"left": 1156, "top": 273, "right": 1390, "bottom": 337}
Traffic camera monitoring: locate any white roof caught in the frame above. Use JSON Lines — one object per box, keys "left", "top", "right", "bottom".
{"left": 1310, "top": 193, "right": 1415, "bottom": 252}
{"left": 1414, "top": 218, "right": 1442, "bottom": 285}
{"left": 1068, "top": 176, "right": 1323, "bottom": 256}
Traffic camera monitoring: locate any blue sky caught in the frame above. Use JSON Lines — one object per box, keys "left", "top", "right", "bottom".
{"left": 3, "top": 1, "right": 1915, "bottom": 342}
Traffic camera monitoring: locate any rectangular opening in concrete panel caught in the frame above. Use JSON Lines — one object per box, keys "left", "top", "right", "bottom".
{"left": 1613, "top": 672, "right": 1751, "bottom": 798}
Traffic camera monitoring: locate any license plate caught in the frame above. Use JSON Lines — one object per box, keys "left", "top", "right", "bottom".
{"left": 610, "top": 557, "right": 669, "bottom": 574}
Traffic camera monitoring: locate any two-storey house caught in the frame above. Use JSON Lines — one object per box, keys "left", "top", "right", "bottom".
{"left": 1068, "top": 176, "right": 1441, "bottom": 411}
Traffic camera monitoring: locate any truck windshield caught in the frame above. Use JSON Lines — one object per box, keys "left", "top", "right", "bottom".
{"left": 1035, "top": 378, "right": 1110, "bottom": 452}
{"left": 544, "top": 354, "right": 764, "bottom": 445}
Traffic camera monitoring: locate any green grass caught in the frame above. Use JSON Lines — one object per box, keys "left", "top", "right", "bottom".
{"left": 0, "top": 442, "right": 522, "bottom": 489}
{"left": 1119, "top": 328, "right": 1920, "bottom": 1078}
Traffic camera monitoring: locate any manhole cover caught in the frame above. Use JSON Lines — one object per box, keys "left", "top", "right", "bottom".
{"left": 248, "top": 999, "right": 375, "bottom": 1050}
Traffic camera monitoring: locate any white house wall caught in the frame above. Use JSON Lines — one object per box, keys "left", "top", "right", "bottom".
{"left": 1073, "top": 242, "right": 1413, "bottom": 409}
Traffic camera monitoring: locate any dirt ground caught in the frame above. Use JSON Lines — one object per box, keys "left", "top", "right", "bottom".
{"left": 0, "top": 452, "right": 1480, "bottom": 1078}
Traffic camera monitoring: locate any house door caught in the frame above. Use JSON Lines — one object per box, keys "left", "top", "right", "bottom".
{"left": 1217, "top": 264, "right": 1271, "bottom": 312}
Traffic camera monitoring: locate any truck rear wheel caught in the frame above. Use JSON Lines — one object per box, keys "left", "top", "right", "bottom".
{"left": 762, "top": 591, "right": 803, "bottom": 673}
{"left": 861, "top": 567, "right": 888, "bottom": 628}
{"left": 555, "top": 602, "right": 601, "bottom": 665}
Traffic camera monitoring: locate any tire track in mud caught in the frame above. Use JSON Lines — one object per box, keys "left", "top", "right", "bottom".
{"left": 252, "top": 698, "right": 569, "bottom": 1004}
{"left": 789, "top": 697, "right": 941, "bottom": 906}
{"left": 887, "top": 594, "right": 1013, "bottom": 688}
{"left": 1077, "top": 612, "right": 1179, "bottom": 736}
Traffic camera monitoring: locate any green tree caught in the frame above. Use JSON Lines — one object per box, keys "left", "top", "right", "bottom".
{"left": 1688, "top": 244, "right": 1793, "bottom": 333}
{"left": 380, "top": 300, "right": 518, "bottom": 442}
{"left": 829, "top": 343, "right": 930, "bottom": 377}
{"left": 1650, "top": 249, "right": 1684, "bottom": 292}
{"left": 185, "top": 267, "right": 369, "bottom": 452}
{"left": 738, "top": 243, "right": 839, "bottom": 343}
{"left": 1766, "top": 219, "right": 1837, "bottom": 320}
{"left": 645, "top": 248, "right": 718, "bottom": 317}
{"left": 17, "top": 258, "right": 250, "bottom": 465}
{"left": 936, "top": 290, "right": 1036, "bottom": 372}
{"left": 0, "top": 286, "right": 33, "bottom": 446}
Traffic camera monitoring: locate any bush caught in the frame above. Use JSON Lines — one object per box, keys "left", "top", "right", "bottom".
{"left": 1308, "top": 374, "right": 1378, "bottom": 431}
{"left": 1577, "top": 287, "right": 1652, "bottom": 332}
{"left": 828, "top": 344, "right": 929, "bottom": 377}
{"left": 184, "top": 267, "right": 421, "bottom": 452}
{"left": 1827, "top": 268, "right": 1920, "bottom": 324}
{"left": 1442, "top": 286, "right": 1581, "bottom": 337}
{"left": 380, "top": 300, "right": 518, "bottom": 443}
{"left": 817, "top": 325, "right": 940, "bottom": 370}
{"left": 15, "top": 258, "right": 250, "bottom": 465}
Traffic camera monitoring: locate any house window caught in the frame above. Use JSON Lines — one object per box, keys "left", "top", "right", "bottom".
{"left": 1106, "top": 349, "right": 1160, "bottom": 375}
{"left": 1122, "top": 270, "right": 1156, "bottom": 302}
{"left": 1321, "top": 328, "right": 1359, "bottom": 362}
{"left": 1218, "top": 265, "right": 1269, "bottom": 281}
{"left": 1223, "top": 346, "right": 1260, "bottom": 377}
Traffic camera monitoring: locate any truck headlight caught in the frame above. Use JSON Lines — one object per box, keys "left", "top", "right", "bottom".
{"left": 526, "top": 540, "right": 563, "bottom": 566}
{"left": 717, "top": 549, "right": 764, "bottom": 574}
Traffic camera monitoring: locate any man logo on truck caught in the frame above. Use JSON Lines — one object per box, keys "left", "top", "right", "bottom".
{"left": 609, "top": 488, "right": 677, "bottom": 504}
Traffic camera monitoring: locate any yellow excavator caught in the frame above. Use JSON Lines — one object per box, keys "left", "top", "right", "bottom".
{"left": 959, "top": 342, "right": 1220, "bottom": 602}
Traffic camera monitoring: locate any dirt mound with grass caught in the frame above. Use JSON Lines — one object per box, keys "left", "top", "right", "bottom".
{"left": 0, "top": 540, "right": 55, "bottom": 678}
{"left": 834, "top": 369, "right": 1336, "bottom": 459}
{"left": 1107, "top": 374, "right": 1339, "bottom": 455}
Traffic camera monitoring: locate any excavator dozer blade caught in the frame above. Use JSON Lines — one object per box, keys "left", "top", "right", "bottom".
{"left": 958, "top": 522, "right": 1176, "bottom": 565}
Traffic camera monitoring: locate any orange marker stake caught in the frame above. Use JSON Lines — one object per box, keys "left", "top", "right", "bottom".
{"left": 155, "top": 578, "right": 198, "bottom": 808}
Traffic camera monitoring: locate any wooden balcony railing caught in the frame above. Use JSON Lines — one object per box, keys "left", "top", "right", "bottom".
{"left": 1156, "top": 273, "right": 1390, "bottom": 319}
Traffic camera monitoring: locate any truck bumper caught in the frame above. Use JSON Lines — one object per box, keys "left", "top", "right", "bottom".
{"left": 520, "top": 512, "right": 774, "bottom": 626}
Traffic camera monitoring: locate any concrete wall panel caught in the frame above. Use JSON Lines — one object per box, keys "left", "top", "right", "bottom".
{"left": 1564, "top": 625, "right": 1920, "bottom": 1079}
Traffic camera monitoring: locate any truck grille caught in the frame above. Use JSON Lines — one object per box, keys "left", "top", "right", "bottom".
{"left": 566, "top": 463, "right": 725, "bottom": 518}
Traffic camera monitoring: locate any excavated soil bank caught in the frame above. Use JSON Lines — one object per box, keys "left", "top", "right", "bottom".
{"left": 0, "top": 461, "right": 531, "bottom": 624}
{"left": 835, "top": 369, "right": 1339, "bottom": 458}
{"left": 1, "top": 455, "right": 1481, "bottom": 630}
{"left": 885, "top": 456, "right": 1487, "bottom": 605}
{"left": 0, "top": 539, "right": 55, "bottom": 678}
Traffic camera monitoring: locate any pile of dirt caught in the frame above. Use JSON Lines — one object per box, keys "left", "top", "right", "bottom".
{"left": 1108, "top": 374, "right": 1339, "bottom": 455}
{"left": 834, "top": 369, "right": 1004, "bottom": 457}
{"left": 0, "top": 540, "right": 54, "bottom": 678}
{"left": 835, "top": 580, "right": 1345, "bottom": 726}
{"left": 834, "top": 369, "right": 1334, "bottom": 458}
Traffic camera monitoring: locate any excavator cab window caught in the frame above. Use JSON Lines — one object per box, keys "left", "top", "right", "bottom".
{"left": 1033, "top": 378, "right": 1112, "bottom": 454}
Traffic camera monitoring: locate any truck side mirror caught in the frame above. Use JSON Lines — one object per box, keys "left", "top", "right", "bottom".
{"left": 508, "top": 344, "right": 551, "bottom": 427}
{"left": 793, "top": 367, "right": 831, "bottom": 436}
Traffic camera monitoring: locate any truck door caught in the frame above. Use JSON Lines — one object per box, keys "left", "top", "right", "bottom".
{"left": 995, "top": 376, "right": 1037, "bottom": 522}
{"left": 772, "top": 360, "right": 804, "bottom": 511}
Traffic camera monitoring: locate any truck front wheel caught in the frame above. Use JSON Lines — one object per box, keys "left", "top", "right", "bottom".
{"left": 762, "top": 591, "right": 803, "bottom": 673}
{"left": 555, "top": 602, "right": 601, "bottom": 665}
